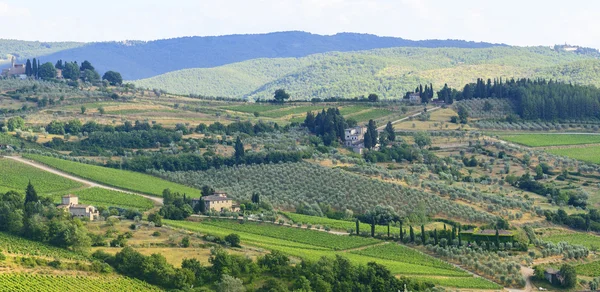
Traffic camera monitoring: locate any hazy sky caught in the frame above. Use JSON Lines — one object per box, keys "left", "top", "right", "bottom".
{"left": 2, "top": 0, "right": 599, "bottom": 48}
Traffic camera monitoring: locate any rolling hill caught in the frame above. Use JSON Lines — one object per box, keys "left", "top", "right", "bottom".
{"left": 133, "top": 46, "right": 600, "bottom": 100}
{"left": 3, "top": 31, "right": 504, "bottom": 79}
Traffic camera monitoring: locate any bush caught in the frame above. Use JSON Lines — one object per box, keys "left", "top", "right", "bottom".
{"left": 181, "top": 236, "right": 190, "bottom": 248}
{"left": 152, "top": 231, "right": 161, "bottom": 237}
{"left": 224, "top": 233, "right": 241, "bottom": 247}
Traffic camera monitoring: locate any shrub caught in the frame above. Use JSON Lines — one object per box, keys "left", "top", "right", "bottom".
{"left": 224, "top": 233, "right": 241, "bottom": 247}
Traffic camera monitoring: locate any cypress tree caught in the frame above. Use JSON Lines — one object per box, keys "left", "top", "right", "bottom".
{"left": 25, "top": 59, "right": 32, "bottom": 76}
{"left": 387, "top": 223, "right": 390, "bottom": 238}
{"left": 495, "top": 229, "right": 500, "bottom": 249}
{"left": 25, "top": 180, "right": 38, "bottom": 204}
{"left": 355, "top": 219, "right": 360, "bottom": 235}
{"left": 434, "top": 229, "right": 438, "bottom": 245}
{"left": 384, "top": 121, "right": 395, "bottom": 142}
{"left": 409, "top": 225, "right": 414, "bottom": 243}
{"left": 370, "top": 220, "right": 375, "bottom": 237}
{"left": 32, "top": 58, "right": 38, "bottom": 77}
{"left": 421, "top": 225, "right": 425, "bottom": 244}
{"left": 458, "top": 226, "right": 462, "bottom": 246}
{"left": 399, "top": 221, "right": 403, "bottom": 241}
{"left": 234, "top": 136, "right": 245, "bottom": 161}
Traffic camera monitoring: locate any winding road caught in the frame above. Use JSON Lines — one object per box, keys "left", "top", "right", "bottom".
{"left": 3, "top": 155, "right": 164, "bottom": 206}
{"left": 376, "top": 106, "right": 441, "bottom": 132}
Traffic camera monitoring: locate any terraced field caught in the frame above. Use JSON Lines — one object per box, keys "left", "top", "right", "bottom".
{"left": 22, "top": 154, "right": 199, "bottom": 197}
{"left": 0, "top": 158, "right": 82, "bottom": 194}
{"left": 166, "top": 219, "right": 500, "bottom": 289}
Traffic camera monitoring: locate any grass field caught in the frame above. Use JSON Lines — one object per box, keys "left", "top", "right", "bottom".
{"left": 259, "top": 106, "right": 325, "bottom": 118}
{"left": 547, "top": 146, "right": 600, "bottom": 164}
{"left": 282, "top": 212, "right": 399, "bottom": 234}
{"left": 22, "top": 154, "right": 199, "bottom": 197}
{"left": 0, "top": 274, "right": 163, "bottom": 292}
{"left": 221, "top": 104, "right": 288, "bottom": 113}
{"left": 575, "top": 260, "right": 600, "bottom": 277}
{"left": 541, "top": 232, "right": 600, "bottom": 249}
{"left": 48, "top": 187, "right": 155, "bottom": 210}
{"left": 500, "top": 134, "right": 600, "bottom": 147}
{"left": 166, "top": 219, "right": 499, "bottom": 288}
{"left": 346, "top": 108, "right": 393, "bottom": 122}
{"left": 0, "top": 158, "right": 82, "bottom": 194}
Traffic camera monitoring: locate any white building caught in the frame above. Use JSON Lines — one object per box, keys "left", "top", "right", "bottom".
{"left": 58, "top": 195, "right": 99, "bottom": 221}
{"left": 344, "top": 126, "right": 367, "bottom": 154}
{"left": 408, "top": 93, "right": 421, "bottom": 104}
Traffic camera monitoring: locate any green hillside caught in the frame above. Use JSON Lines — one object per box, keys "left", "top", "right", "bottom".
{"left": 132, "top": 46, "right": 598, "bottom": 100}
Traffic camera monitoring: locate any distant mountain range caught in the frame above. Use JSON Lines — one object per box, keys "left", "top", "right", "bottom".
{"left": 132, "top": 46, "right": 600, "bottom": 100}
{"left": 2, "top": 31, "right": 506, "bottom": 79}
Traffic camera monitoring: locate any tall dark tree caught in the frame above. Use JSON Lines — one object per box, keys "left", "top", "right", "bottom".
{"left": 201, "top": 185, "right": 214, "bottom": 197}
{"left": 364, "top": 130, "right": 372, "bottom": 149}
{"left": 355, "top": 219, "right": 360, "bottom": 235}
{"left": 25, "top": 181, "right": 38, "bottom": 204}
{"left": 365, "top": 119, "right": 377, "bottom": 148}
{"left": 421, "top": 225, "right": 426, "bottom": 244}
{"left": 32, "top": 58, "right": 38, "bottom": 77}
{"left": 25, "top": 59, "right": 32, "bottom": 76}
{"left": 63, "top": 62, "right": 80, "bottom": 81}
{"left": 384, "top": 121, "right": 395, "bottom": 142}
{"left": 433, "top": 229, "right": 438, "bottom": 245}
{"left": 303, "top": 111, "right": 316, "bottom": 132}
{"left": 399, "top": 221, "right": 403, "bottom": 241}
{"left": 409, "top": 225, "right": 415, "bottom": 242}
{"left": 234, "top": 136, "right": 245, "bottom": 161}
{"left": 273, "top": 89, "right": 290, "bottom": 103}
{"left": 559, "top": 264, "right": 577, "bottom": 288}
{"left": 251, "top": 192, "right": 260, "bottom": 204}
{"left": 55, "top": 60, "right": 64, "bottom": 70}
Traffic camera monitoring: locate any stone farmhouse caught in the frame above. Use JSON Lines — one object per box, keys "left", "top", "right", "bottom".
{"left": 192, "top": 191, "right": 239, "bottom": 212}
{"left": 344, "top": 126, "right": 367, "bottom": 154}
{"left": 58, "top": 194, "right": 99, "bottom": 221}
{"left": 408, "top": 92, "right": 421, "bottom": 104}
{"left": 1, "top": 56, "right": 26, "bottom": 79}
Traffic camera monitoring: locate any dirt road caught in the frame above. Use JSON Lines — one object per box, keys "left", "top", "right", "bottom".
{"left": 3, "top": 155, "right": 163, "bottom": 206}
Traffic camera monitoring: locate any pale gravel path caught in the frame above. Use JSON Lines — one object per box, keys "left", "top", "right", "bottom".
{"left": 3, "top": 155, "right": 163, "bottom": 206}
{"left": 376, "top": 106, "right": 442, "bottom": 131}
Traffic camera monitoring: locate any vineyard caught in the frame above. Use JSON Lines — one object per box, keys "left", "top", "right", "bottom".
{"left": 49, "top": 187, "right": 155, "bottom": 210}
{"left": 152, "top": 162, "right": 497, "bottom": 223}
{"left": 22, "top": 154, "right": 199, "bottom": 197}
{"left": 499, "top": 133, "right": 600, "bottom": 147}
{"left": 0, "top": 232, "right": 88, "bottom": 261}
{"left": 0, "top": 158, "right": 82, "bottom": 194}
{"left": 575, "top": 260, "right": 600, "bottom": 277}
{"left": 0, "top": 274, "right": 163, "bottom": 292}
{"left": 166, "top": 219, "right": 500, "bottom": 288}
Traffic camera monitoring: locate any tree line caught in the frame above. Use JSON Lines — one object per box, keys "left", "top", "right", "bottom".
{"left": 18, "top": 58, "right": 122, "bottom": 85}
{"left": 92, "top": 246, "right": 432, "bottom": 291}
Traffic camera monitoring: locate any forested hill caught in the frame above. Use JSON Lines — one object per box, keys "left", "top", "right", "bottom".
{"left": 7, "top": 32, "right": 504, "bottom": 79}
{"left": 132, "top": 46, "right": 600, "bottom": 100}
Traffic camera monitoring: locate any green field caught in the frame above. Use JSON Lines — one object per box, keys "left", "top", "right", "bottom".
{"left": 0, "top": 158, "right": 82, "bottom": 194}
{"left": 166, "top": 219, "right": 498, "bottom": 288}
{"left": 541, "top": 233, "right": 600, "bottom": 249}
{"left": 346, "top": 108, "right": 394, "bottom": 122}
{"left": 48, "top": 187, "right": 155, "bottom": 210}
{"left": 0, "top": 274, "right": 163, "bottom": 292}
{"left": 547, "top": 146, "right": 600, "bottom": 164}
{"left": 221, "top": 104, "right": 289, "bottom": 113}
{"left": 201, "top": 219, "right": 379, "bottom": 250}
{"left": 22, "top": 154, "right": 199, "bottom": 197}
{"left": 351, "top": 243, "right": 460, "bottom": 270}
{"left": 575, "top": 260, "right": 600, "bottom": 277}
{"left": 500, "top": 134, "right": 600, "bottom": 147}
{"left": 259, "top": 106, "right": 325, "bottom": 118}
